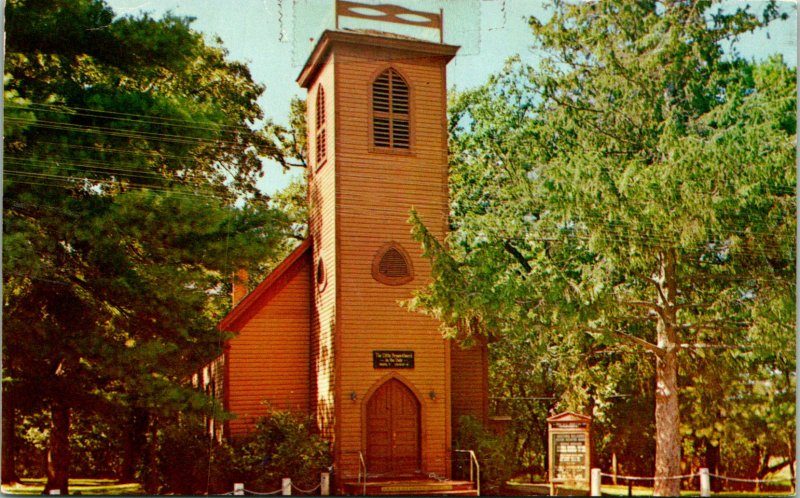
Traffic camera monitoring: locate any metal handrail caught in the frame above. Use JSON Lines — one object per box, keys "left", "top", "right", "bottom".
{"left": 358, "top": 451, "right": 367, "bottom": 496}
{"left": 455, "top": 449, "right": 480, "bottom": 494}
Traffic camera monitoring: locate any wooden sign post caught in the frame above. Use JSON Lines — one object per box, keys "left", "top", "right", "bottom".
{"left": 547, "top": 412, "right": 591, "bottom": 493}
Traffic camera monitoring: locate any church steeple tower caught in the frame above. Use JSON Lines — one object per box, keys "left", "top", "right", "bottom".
{"left": 297, "top": 2, "right": 461, "bottom": 484}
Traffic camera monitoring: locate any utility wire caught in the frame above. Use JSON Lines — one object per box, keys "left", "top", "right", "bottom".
{"left": 7, "top": 103, "right": 259, "bottom": 135}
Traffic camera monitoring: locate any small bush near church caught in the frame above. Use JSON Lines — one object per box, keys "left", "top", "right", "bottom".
{"left": 225, "top": 410, "right": 332, "bottom": 493}
{"left": 157, "top": 420, "right": 229, "bottom": 494}
{"left": 454, "top": 415, "right": 517, "bottom": 495}
{"left": 155, "top": 410, "right": 330, "bottom": 494}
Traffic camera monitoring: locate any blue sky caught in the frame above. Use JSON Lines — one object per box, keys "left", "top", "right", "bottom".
{"left": 104, "top": 0, "right": 797, "bottom": 195}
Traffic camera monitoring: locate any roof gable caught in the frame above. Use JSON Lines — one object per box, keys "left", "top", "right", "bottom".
{"left": 219, "top": 238, "right": 312, "bottom": 332}
{"left": 546, "top": 411, "right": 591, "bottom": 424}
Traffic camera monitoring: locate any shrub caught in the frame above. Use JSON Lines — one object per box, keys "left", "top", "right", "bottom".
{"left": 226, "top": 410, "right": 332, "bottom": 492}
{"left": 453, "top": 415, "right": 517, "bottom": 495}
{"left": 156, "top": 419, "right": 222, "bottom": 494}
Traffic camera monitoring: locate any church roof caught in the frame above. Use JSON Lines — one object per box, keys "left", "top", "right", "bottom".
{"left": 546, "top": 411, "right": 592, "bottom": 424}
{"left": 340, "top": 27, "right": 425, "bottom": 41}
{"left": 218, "top": 238, "right": 312, "bottom": 332}
{"left": 297, "top": 29, "right": 459, "bottom": 88}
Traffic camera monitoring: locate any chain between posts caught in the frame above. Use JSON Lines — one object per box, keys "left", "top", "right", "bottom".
{"left": 291, "top": 483, "right": 322, "bottom": 494}
{"left": 600, "top": 472, "right": 698, "bottom": 481}
{"left": 709, "top": 473, "right": 796, "bottom": 484}
{"left": 599, "top": 472, "right": 795, "bottom": 484}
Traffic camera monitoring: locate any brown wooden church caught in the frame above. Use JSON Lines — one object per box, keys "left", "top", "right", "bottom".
{"left": 199, "top": 2, "right": 489, "bottom": 493}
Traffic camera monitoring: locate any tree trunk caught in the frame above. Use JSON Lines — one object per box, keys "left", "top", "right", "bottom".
{"left": 704, "top": 438, "right": 721, "bottom": 492}
{"left": 1, "top": 390, "right": 19, "bottom": 485}
{"left": 144, "top": 415, "right": 160, "bottom": 494}
{"left": 654, "top": 347, "right": 681, "bottom": 496}
{"left": 788, "top": 438, "right": 796, "bottom": 494}
{"left": 654, "top": 250, "right": 681, "bottom": 496}
{"left": 118, "top": 411, "right": 148, "bottom": 482}
{"left": 44, "top": 403, "right": 70, "bottom": 495}
{"left": 612, "top": 451, "right": 618, "bottom": 486}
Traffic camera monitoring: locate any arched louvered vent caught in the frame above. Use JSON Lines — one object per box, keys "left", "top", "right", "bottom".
{"left": 372, "top": 68, "right": 410, "bottom": 149}
{"left": 372, "top": 242, "right": 414, "bottom": 285}
{"left": 315, "top": 86, "right": 327, "bottom": 166}
{"left": 379, "top": 249, "right": 408, "bottom": 277}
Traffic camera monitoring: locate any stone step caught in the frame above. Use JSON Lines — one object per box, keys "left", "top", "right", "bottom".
{"left": 343, "top": 479, "right": 477, "bottom": 496}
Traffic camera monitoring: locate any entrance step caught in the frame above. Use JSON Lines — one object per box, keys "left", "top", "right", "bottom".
{"left": 343, "top": 479, "right": 478, "bottom": 496}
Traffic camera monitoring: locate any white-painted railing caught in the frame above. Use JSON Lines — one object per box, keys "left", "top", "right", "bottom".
{"left": 455, "top": 449, "right": 480, "bottom": 494}
{"left": 357, "top": 451, "right": 367, "bottom": 496}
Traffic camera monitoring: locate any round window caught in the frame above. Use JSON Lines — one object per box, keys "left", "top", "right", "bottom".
{"left": 316, "top": 258, "right": 327, "bottom": 291}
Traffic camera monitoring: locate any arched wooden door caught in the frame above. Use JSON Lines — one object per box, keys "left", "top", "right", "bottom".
{"left": 366, "top": 379, "right": 421, "bottom": 475}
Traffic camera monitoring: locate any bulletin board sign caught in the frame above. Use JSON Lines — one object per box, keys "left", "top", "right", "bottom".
{"left": 547, "top": 411, "right": 591, "bottom": 483}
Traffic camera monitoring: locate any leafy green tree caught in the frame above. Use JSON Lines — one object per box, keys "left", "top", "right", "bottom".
{"left": 3, "top": 0, "right": 294, "bottom": 491}
{"left": 411, "top": 2, "right": 795, "bottom": 495}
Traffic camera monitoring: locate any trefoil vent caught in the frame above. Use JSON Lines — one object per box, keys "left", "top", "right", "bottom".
{"left": 372, "top": 242, "right": 414, "bottom": 285}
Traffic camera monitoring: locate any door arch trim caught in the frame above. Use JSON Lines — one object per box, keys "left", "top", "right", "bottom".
{"left": 361, "top": 373, "right": 427, "bottom": 475}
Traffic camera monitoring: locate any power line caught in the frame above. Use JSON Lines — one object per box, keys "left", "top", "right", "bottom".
{"left": 5, "top": 116, "right": 261, "bottom": 150}
{"left": 5, "top": 156, "right": 225, "bottom": 187}
{"left": 6, "top": 102, "right": 259, "bottom": 135}
{"left": 4, "top": 172, "right": 228, "bottom": 200}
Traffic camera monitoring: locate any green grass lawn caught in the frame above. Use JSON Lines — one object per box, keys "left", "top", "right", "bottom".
{"left": 504, "top": 481, "right": 794, "bottom": 497}
{"left": 599, "top": 484, "right": 794, "bottom": 496}
{"left": 1, "top": 478, "right": 144, "bottom": 495}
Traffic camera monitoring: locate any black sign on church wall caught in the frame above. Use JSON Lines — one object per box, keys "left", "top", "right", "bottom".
{"left": 373, "top": 350, "right": 415, "bottom": 369}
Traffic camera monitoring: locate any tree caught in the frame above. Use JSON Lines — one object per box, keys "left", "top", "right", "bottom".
{"left": 3, "top": 0, "right": 293, "bottom": 491}
{"left": 411, "top": 2, "right": 795, "bottom": 495}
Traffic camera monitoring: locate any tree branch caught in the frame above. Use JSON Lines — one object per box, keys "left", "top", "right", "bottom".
{"left": 680, "top": 343, "right": 750, "bottom": 350}
{"left": 585, "top": 327, "right": 664, "bottom": 356}
{"left": 503, "top": 240, "right": 532, "bottom": 273}
{"left": 679, "top": 319, "right": 748, "bottom": 332}
{"left": 610, "top": 329, "right": 664, "bottom": 356}
{"left": 623, "top": 300, "right": 666, "bottom": 321}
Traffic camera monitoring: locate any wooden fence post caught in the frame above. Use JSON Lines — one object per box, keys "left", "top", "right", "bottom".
{"left": 321, "top": 472, "right": 330, "bottom": 496}
{"left": 282, "top": 477, "right": 291, "bottom": 495}
{"left": 590, "top": 468, "right": 601, "bottom": 496}
{"left": 699, "top": 468, "right": 710, "bottom": 497}
{"left": 234, "top": 482, "right": 244, "bottom": 496}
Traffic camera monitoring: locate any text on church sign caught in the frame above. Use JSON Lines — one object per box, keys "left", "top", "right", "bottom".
{"left": 373, "top": 351, "right": 415, "bottom": 369}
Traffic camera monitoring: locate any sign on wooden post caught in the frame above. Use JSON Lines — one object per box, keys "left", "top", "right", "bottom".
{"left": 547, "top": 412, "right": 591, "bottom": 485}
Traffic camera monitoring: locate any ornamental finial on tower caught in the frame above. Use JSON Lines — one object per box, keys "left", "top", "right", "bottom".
{"left": 335, "top": 0, "right": 444, "bottom": 43}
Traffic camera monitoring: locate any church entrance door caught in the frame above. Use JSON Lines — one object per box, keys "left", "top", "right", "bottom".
{"left": 366, "top": 379, "right": 420, "bottom": 475}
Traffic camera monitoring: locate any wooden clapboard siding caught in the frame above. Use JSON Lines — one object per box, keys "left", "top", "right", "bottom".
{"left": 331, "top": 41, "right": 453, "bottom": 479}
{"left": 222, "top": 244, "right": 313, "bottom": 439}
{"left": 192, "top": 355, "right": 227, "bottom": 440}
{"left": 450, "top": 340, "right": 490, "bottom": 429}
{"left": 308, "top": 55, "right": 338, "bottom": 441}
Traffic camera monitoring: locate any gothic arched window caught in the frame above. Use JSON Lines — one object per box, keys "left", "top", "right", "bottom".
{"left": 316, "top": 85, "right": 327, "bottom": 166}
{"left": 372, "top": 68, "right": 410, "bottom": 150}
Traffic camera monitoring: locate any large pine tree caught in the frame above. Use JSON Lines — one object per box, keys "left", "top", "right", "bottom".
{"left": 3, "top": 0, "right": 293, "bottom": 491}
